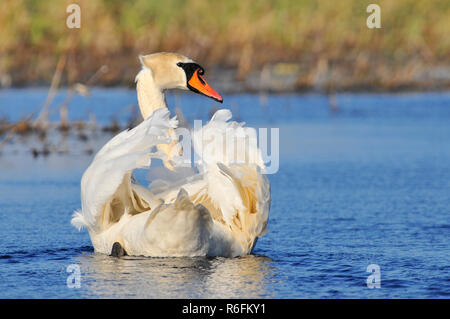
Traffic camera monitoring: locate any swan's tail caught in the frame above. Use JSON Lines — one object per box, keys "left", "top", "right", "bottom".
{"left": 71, "top": 210, "right": 88, "bottom": 231}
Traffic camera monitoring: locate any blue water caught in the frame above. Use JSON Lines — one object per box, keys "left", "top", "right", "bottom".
{"left": 0, "top": 89, "right": 449, "bottom": 298}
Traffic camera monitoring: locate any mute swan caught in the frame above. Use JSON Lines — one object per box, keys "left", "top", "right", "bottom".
{"left": 71, "top": 52, "right": 270, "bottom": 258}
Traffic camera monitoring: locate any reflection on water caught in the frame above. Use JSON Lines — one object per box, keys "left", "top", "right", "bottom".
{"left": 77, "top": 253, "right": 276, "bottom": 298}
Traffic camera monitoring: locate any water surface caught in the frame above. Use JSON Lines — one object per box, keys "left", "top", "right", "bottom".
{"left": 0, "top": 90, "right": 449, "bottom": 298}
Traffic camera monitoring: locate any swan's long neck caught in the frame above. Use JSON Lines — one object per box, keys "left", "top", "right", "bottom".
{"left": 136, "top": 68, "right": 167, "bottom": 120}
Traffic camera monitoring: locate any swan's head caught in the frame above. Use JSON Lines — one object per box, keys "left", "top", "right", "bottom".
{"left": 138, "top": 52, "right": 223, "bottom": 103}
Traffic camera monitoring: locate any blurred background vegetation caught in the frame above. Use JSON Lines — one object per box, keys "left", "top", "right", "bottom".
{"left": 0, "top": 0, "right": 449, "bottom": 90}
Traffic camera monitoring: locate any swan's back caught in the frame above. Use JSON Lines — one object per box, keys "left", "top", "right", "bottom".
{"left": 72, "top": 108, "right": 270, "bottom": 257}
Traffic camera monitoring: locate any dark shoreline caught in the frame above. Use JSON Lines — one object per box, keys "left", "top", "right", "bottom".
{"left": 3, "top": 65, "right": 449, "bottom": 94}
{"left": 3, "top": 85, "right": 449, "bottom": 95}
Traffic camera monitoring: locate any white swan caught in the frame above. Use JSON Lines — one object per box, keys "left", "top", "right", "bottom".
{"left": 71, "top": 52, "right": 270, "bottom": 257}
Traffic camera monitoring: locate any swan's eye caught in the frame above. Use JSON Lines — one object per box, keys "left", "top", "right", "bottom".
{"left": 177, "top": 62, "right": 184, "bottom": 67}
{"left": 198, "top": 68, "right": 205, "bottom": 75}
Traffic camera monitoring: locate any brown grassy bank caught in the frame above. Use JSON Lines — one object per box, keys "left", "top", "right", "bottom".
{"left": 0, "top": 0, "right": 449, "bottom": 91}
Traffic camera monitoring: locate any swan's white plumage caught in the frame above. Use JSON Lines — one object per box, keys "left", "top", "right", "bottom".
{"left": 72, "top": 108, "right": 270, "bottom": 257}
{"left": 72, "top": 52, "right": 270, "bottom": 257}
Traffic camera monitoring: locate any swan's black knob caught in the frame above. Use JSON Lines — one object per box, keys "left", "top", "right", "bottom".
{"left": 110, "top": 242, "right": 127, "bottom": 258}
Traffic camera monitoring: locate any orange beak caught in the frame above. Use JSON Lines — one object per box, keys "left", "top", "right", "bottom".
{"left": 188, "top": 69, "right": 223, "bottom": 103}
